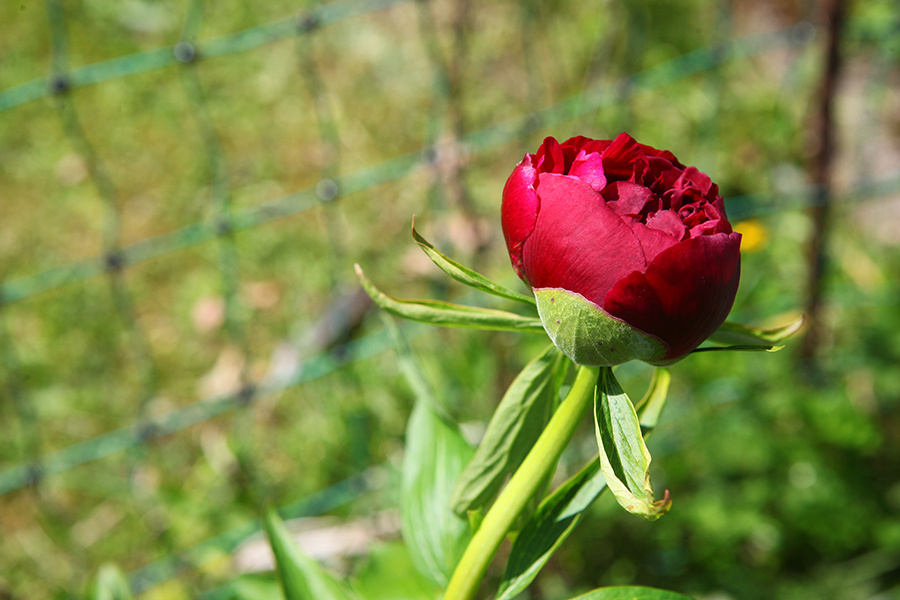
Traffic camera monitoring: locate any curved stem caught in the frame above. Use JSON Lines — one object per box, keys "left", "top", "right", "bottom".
{"left": 443, "top": 364, "right": 600, "bottom": 600}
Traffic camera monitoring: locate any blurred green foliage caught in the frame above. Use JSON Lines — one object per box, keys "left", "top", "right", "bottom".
{"left": 1, "top": 0, "right": 899, "bottom": 598}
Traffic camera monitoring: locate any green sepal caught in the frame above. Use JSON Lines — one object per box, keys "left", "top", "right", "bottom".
{"left": 570, "top": 586, "right": 695, "bottom": 600}
{"left": 709, "top": 314, "right": 805, "bottom": 346}
{"left": 412, "top": 218, "right": 535, "bottom": 305}
{"left": 87, "top": 564, "right": 134, "bottom": 600}
{"left": 451, "top": 344, "right": 568, "bottom": 516}
{"left": 355, "top": 264, "right": 544, "bottom": 333}
{"left": 262, "top": 507, "right": 357, "bottom": 600}
{"left": 497, "top": 368, "right": 671, "bottom": 598}
{"left": 594, "top": 367, "right": 671, "bottom": 520}
{"left": 534, "top": 288, "right": 667, "bottom": 366}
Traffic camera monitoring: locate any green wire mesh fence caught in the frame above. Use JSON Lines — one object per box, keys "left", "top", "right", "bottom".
{"left": 2, "top": 0, "right": 899, "bottom": 596}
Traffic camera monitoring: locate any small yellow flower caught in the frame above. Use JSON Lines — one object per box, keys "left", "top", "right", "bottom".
{"left": 734, "top": 219, "right": 769, "bottom": 252}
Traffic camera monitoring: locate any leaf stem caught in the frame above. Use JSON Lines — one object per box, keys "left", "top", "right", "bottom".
{"left": 443, "top": 364, "right": 600, "bottom": 600}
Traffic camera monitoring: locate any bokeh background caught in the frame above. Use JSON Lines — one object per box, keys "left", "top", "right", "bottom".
{"left": 2, "top": 0, "right": 900, "bottom": 598}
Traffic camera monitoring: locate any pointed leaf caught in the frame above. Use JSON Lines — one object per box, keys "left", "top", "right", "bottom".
{"left": 385, "top": 317, "right": 475, "bottom": 586}
{"left": 709, "top": 315, "right": 804, "bottom": 346}
{"left": 571, "top": 586, "right": 695, "bottom": 600}
{"left": 221, "top": 573, "right": 285, "bottom": 600}
{"left": 412, "top": 219, "right": 535, "bottom": 305}
{"left": 691, "top": 344, "right": 784, "bottom": 354}
{"left": 402, "top": 397, "right": 475, "bottom": 588}
{"left": 263, "top": 508, "right": 356, "bottom": 600}
{"left": 497, "top": 459, "right": 606, "bottom": 600}
{"left": 594, "top": 368, "right": 671, "bottom": 520}
{"left": 356, "top": 265, "right": 544, "bottom": 333}
{"left": 634, "top": 368, "right": 670, "bottom": 431}
{"left": 451, "top": 345, "right": 568, "bottom": 515}
{"left": 498, "top": 368, "right": 671, "bottom": 599}
{"left": 351, "top": 542, "right": 440, "bottom": 600}
{"left": 87, "top": 564, "right": 134, "bottom": 600}
{"left": 382, "top": 315, "right": 444, "bottom": 415}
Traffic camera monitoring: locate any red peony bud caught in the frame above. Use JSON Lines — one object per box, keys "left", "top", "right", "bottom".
{"left": 502, "top": 133, "right": 741, "bottom": 365}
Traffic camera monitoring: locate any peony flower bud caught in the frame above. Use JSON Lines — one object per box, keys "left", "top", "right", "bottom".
{"left": 502, "top": 133, "right": 741, "bottom": 365}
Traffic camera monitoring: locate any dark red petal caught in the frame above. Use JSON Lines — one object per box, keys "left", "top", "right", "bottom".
{"left": 602, "top": 182, "right": 657, "bottom": 218}
{"left": 569, "top": 150, "right": 607, "bottom": 191}
{"left": 603, "top": 232, "right": 742, "bottom": 360}
{"left": 679, "top": 166, "right": 713, "bottom": 195}
{"left": 645, "top": 209, "right": 686, "bottom": 239}
{"left": 630, "top": 221, "right": 682, "bottom": 265}
{"left": 559, "top": 137, "right": 590, "bottom": 169}
{"left": 688, "top": 219, "right": 723, "bottom": 238}
{"left": 521, "top": 173, "right": 646, "bottom": 305}
{"left": 645, "top": 156, "right": 682, "bottom": 193}
{"left": 583, "top": 139, "right": 612, "bottom": 155}
{"left": 560, "top": 136, "right": 593, "bottom": 151}
{"left": 501, "top": 155, "right": 540, "bottom": 281}
{"left": 536, "top": 137, "right": 566, "bottom": 174}
{"left": 637, "top": 142, "right": 687, "bottom": 169}
{"left": 601, "top": 132, "right": 643, "bottom": 181}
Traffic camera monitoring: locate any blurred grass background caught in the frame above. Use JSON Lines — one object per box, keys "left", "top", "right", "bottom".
{"left": 2, "top": 0, "right": 900, "bottom": 598}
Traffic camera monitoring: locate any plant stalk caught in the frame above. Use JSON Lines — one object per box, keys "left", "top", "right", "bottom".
{"left": 443, "top": 364, "right": 600, "bottom": 600}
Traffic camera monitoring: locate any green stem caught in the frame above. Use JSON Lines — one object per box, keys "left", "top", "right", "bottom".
{"left": 443, "top": 364, "right": 600, "bottom": 600}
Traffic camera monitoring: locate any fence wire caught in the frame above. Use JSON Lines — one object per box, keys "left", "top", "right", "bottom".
{"left": 0, "top": 22, "right": 829, "bottom": 307}
{"left": 1, "top": 0, "right": 898, "bottom": 597}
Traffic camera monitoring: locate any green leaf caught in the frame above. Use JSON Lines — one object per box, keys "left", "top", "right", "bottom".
{"left": 634, "top": 368, "right": 671, "bottom": 431}
{"left": 402, "top": 397, "right": 475, "bottom": 588}
{"left": 355, "top": 264, "right": 544, "bottom": 333}
{"left": 497, "top": 459, "right": 606, "bottom": 600}
{"left": 351, "top": 542, "right": 440, "bottom": 600}
{"left": 466, "top": 507, "right": 484, "bottom": 534}
{"left": 570, "top": 586, "right": 695, "bottom": 600}
{"left": 382, "top": 315, "right": 444, "bottom": 415}
{"left": 594, "top": 368, "right": 671, "bottom": 520}
{"left": 412, "top": 219, "right": 535, "bottom": 305}
{"left": 498, "top": 369, "right": 671, "bottom": 599}
{"left": 262, "top": 508, "right": 356, "bottom": 600}
{"left": 709, "top": 314, "right": 804, "bottom": 346}
{"left": 219, "top": 573, "right": 285, "bottom": 600}
{"left": 387, "top": 317, "right": 474, "bottom": 587}
{"left": 87, "top": 564, "right": 134, "bottom": 600}
{"left": 451, "top": 345, "right": 568, "bottom": 515}
{"left": 690, "top": 343, "right": 784, "bottom": 354}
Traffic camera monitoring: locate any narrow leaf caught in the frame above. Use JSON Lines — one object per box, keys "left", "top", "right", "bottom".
{"left": 387, "top": 318, "right": 475, "bottom": 587}
{"left": 223, "top": 573, "right": 285, "bottom": 600}
{"left": 351, "top": 542, "right": 440, "bottom": 600}
{"left": 634, "top": 368, "right": 670, "bottom": 431}
{"left": 594, "top": 367, "right": 671, "bottom": 520}
{"left": 263, "top": 508, "right": 356, "bottom": 600}
{"left": 355, "top": 264, "right": 544, "bottom": 333}
{"left": 571, "top": 586, "right": 695, "bottom": 600}
{"left": 87, "top": 564, "right": 134, "bottom": 600}
{"left": 497, "top": 459, "right": 606, "bottom": 600}
{"left": 498, "top": 368, "right": 671, "bottom": 599}
{"left": 451, "top": 345, "right": 567, "bottom": 515}
{"left": 402, "top": 398, "right": 475, "bottom": 587}
{"left": 691, "top": 344, "right": 784, "bottom": 354}
{"left": 382, "top": 315, "right": 443, "bottom": 415}
{"left": 709, "top": 315, "right": 804, "bottom": 346}
{"left": 412, "top": 219, "right": 535, "bottom": 305}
